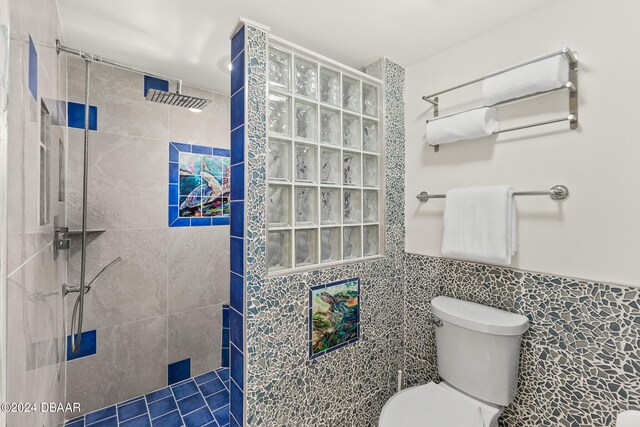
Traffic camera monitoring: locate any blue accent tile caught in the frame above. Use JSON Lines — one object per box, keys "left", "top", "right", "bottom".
{"left": 144, "top": 75, "right": 169, "bottom": 97}
{"left": 231, "top": 26, "right": 244, "bottom": 61}
{"left": 222, "top": 307, "right": 229, "bottom": 328}
{"left": 176, "top": 392, "right": 205, "bottom": 415}
{"left": 65, "top": 420, "right": 84, "bottom": 427}
{"left": 86, "top": 406, "right": 116, "bottom": 425}
{"left": 66, "top": 330, "right": 97, "bottom": 361}
{"left": 88, "top": 417, "right": 118, "bottom": 427}
{"left": 191, "top": 145, "right": 213, "bottom": 155}
{"left": 230, "top": 201, "right": 244, "bottom": 238}
{"left": 230, "top": 127, "right": 244, "bottom": 168}
{"left": 230, "top": 163, "right": 244, "bottom": 201}
{"left": 148, "top": 396, "right": 177, "bottom": 420}
{"left": 169, "top": 184, "right": 179, "bottom": 205}
{"left": 230, "top": 415, "right": 241, "bottom": 427}
{"left": 216, "top": 368, "right": 229, "bottom": 382}
{"left": 183, "top": 406, "right": 213, "bottom": 427}
{"left": 221, "top": 348, "right": 229, "bottom": 368}
{"left": 213, "top": 405, "right": 230, "bottom": 427}
{"left": 194, "top": 372, "right": 217, "bottom": 385}
{"left": 230, "top": 345, "right": 244, "bottom": 389}
{"left": 222, "top": 328, "right": 229, "bottom": 346}
{"left": 190, "top": 217, "right": 212, "bottom": 227}
{"left": 230, "top": 273, "right": 243, "bottom": 313}
{"left": 169, "top": 162, "right": 179, "bottom": 184}
{"left": 211, "top": 217, "right": 230, "bottom": 226}
{"left": 229, "top": 381, "right": 243, "bottom": 426}
{"left": 231, "top": 52, "right": 244, "bottom": 95}
{"left": 28, "top": 35, "right": 37, "bottom": 100}
{"left": 172, "top": 380, "right": 198, "bottom": 400}
{"left": 168, "top": 359, "right": 191, "bottom": 385}
{"left": 229, "top": 309, "right": 243, "bottom": 348}
{"left": 118, "top": 399, "right": 147, "bottom": 422}
{"left": 171, "top": 142, "right": 192, "bottom": 153}
{"left": 230, "top": 89, "right": 245, "bottom": 131}
{"left": 230, "top": 238, "right": 244, "bottom": 276}
{"left": 169, "top": 144, "right": 180, "bottom": 162}
{"left": 121, "top": 414, "right": 151, "bottom": 427}
{"left": 67, "top": 102, "right": 98, "bottom": 130}
{"left": 146, "top": 387, "right": 172, "bottom": 404}
{"left": 199, "top": 378, "right": 225, "bottom": 397}
{"left": 206, "top": 390, "right": 229, "bottom": 411}
{"left": 212, "top": 148, "right": 231, "bottom": 158}
{"left": 151, "top": 411, "right": 182, "bottom": 427}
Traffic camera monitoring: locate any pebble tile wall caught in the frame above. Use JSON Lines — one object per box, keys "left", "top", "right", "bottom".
{"left": 404, "top": 253, "right": 640, "bottom": 427}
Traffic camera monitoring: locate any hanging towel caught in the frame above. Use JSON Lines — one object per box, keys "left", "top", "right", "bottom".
{"left": 441, "top": 186, "right": 518, "bottom": 266}
{"left": 426, "top": 107, "right": 498, "bottom": 146}
{"left": 482, "top": 54, "right": 570, "bottom": 105}
{"left": 617, "top": 411, "right": 640, "bottom": 427}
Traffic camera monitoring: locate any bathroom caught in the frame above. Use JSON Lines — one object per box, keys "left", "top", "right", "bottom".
{"left": 0, "top": 0, "right": 639, "bottom": 426}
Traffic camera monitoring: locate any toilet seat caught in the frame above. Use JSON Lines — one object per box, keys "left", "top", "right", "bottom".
{"left": 379, "top": 382, "right": 502, "bottom": 427}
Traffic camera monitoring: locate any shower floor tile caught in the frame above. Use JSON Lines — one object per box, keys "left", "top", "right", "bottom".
{"left": 66, "top": 368, "right": 230, "bottom": 427}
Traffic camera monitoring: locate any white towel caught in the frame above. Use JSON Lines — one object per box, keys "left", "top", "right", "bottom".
{"left": 482, "top": 54, "right": 570, "bottom": 105}
{"left": 426, "top": 107, "right": 498, "bottom": 146}
{"left": 441, "top": 186, "right": 518, "bottom": 266}
{"left": 617, "top": 411, "right": 640, "bottom": 427}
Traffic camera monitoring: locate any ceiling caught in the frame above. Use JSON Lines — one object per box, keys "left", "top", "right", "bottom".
{"left": 56, "top": 0, "right": 557, "bottom": 94}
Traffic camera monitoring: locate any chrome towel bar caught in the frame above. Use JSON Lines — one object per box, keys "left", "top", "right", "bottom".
{"left": 416, "top": 185, "right": 569, "bottom": 203}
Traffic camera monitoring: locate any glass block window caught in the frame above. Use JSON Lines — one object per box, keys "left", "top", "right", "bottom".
{"left": 266, "top": 45, "right": 383, "bottom": 273}
{"left": 169, "top": 142, "right": 231, "bottom": 227}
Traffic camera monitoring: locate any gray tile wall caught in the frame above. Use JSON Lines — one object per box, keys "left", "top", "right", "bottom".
{"left": 5, "top": 0, "right": 68, "bottom": 425}
{"left": 404, "top": 253, "right": 640, "bottom": 426}
{"left": 64, "top": 56, "right": 231, "bottom": 415}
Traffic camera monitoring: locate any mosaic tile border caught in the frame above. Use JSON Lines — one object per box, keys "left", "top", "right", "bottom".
{"left": 403, "top": 253, "right": 640, "bottom": 427}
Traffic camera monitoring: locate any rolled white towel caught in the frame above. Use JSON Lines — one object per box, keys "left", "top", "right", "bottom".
{"left": 483, "top": 53, "right": 570, "bottom": 105}
{"left": 426, "top": 107, "right": 499, "bottom": 146}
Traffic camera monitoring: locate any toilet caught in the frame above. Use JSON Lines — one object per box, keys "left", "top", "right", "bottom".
{"left": 380, "top": 296, "right": 529, "bottom": 427}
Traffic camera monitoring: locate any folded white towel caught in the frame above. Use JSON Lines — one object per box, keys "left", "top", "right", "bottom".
{"left": 482, "top": 53, "right": 570, "bottom": 105}
{"left": 617, "top": 411, "right": 640, "bottom": 427}
{"left": 426, "top": 107, "right": 498, "bottom": 146}
{"left": 441, "top": 186, "right": 518, "bottom": 266}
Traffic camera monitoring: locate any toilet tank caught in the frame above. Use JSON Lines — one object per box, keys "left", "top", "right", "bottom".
{"left": 431, "top": 296, "right": 529, "bottom": 407}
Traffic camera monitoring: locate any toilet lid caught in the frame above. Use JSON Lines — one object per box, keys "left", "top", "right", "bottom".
{"left": 379, "top": 382, "right": 486, "bottom": 427}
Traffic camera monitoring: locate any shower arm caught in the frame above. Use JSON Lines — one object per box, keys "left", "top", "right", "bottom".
{"left": 55, "top": 40, "right": 183, "bottom": 94}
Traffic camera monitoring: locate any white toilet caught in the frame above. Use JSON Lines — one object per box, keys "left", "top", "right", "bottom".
{"left": 380, "top": 296, "right": 529, "bottom": 427}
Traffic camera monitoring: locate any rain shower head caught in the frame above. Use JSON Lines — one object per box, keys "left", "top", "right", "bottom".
{"left": 145, "top": 82, "right": 212, "bottom": 110}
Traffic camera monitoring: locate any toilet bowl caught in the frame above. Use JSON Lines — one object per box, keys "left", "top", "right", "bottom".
{"left": 379, "top": 296, "right": 529, "bottom": 427}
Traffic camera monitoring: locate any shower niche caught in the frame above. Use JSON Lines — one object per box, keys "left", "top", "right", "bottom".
{"left": 266, "top": 45, "right": 383, "bottom": 273}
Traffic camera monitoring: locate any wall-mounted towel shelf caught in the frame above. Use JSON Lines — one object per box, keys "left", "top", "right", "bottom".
{"left": 423, "top": 47, "right": 578, "bottom": 152}
{"left": 416, "top": 184, "right": 569, "bottom": 203}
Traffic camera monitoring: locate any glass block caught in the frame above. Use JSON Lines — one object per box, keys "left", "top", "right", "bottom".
{"left": 363, "top": 190, "right": 379, "bottom": 223}
{"left": 268, "top": 139, "right": 291, "bottom": 181}
{"left": 363, "top": 154, "right": 379, "bottom": 187}
{"left": 267, "top": 184, "right": 291, "bottom": 227}
{"left": 343, "top": 189, "right": 361, "bottom": 224}
{"left": 343, "top": 114, "right": 361, "bottom": 149}
{"left": 295, "top": 143, "right": 317, "bottom": 183}
{"left": 320, "top": 148, "right": 341, "bottom": 185}
{"left": 295, "top": 229, "right": 318, "bottom": 266}
{"left": 343, "top": 226, "right": 362, "bottom": 260}
{"left": 295, "top": 186, "right": 317, "bottom": 225}
{"left": 294, "top": 57, "right": 318, "bottom": 99}
{"left": 363, "top": 225, "right": 379, "bottom": 256}
{"left": 321, "top": 227, "right": 341, "bottom": 263}
{"left": 363, "top": 119, "right": 379, "bottom": 152}
{"left": 342, "top": 76, "right": 361, "bottom": 113}
{"left": 268, "top": 94, "right": 291, "bottom": 136}
{"left": 343, "top": 152, "right": 361, "bottom": 186}
{"left": 362, "top": 82, "right": 378, "bottom": 117}
{"left": 320, "top": 187, "right": 341, "bottom": 225}
{"left": 268, "top": 230, "right": 291, "bottom": 271}
{"left": 320, "top": 67, "right": 340, "bottom": 106}
{"left": 268, "top": 48, "right": 291, "bottom": 92}
{"left": 320, "top": 107, "right": 340, "bottom": 145}
{"left": 295, "top": 101, "right": 317, "bottom": 141}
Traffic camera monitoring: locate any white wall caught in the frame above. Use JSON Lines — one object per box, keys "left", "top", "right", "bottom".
{"left": 405, "top": 0, "right": 640, "bottom": 286}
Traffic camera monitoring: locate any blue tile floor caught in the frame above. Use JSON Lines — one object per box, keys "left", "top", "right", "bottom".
{"left": 65, "top": 368, "right": 230, "bottom": 427}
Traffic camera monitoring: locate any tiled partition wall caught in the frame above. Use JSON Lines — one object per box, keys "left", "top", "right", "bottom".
{"left": 404, "top": 253, "right": 640, "bottom": 426}
{"left": 65, "top": 56, "right": 231, "bottom": 415}
{"left": 233, "top": 20, "right": 407, "bottom": 426}
{"left": 5, "top": 0, "right": 68, "bottom": 425}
